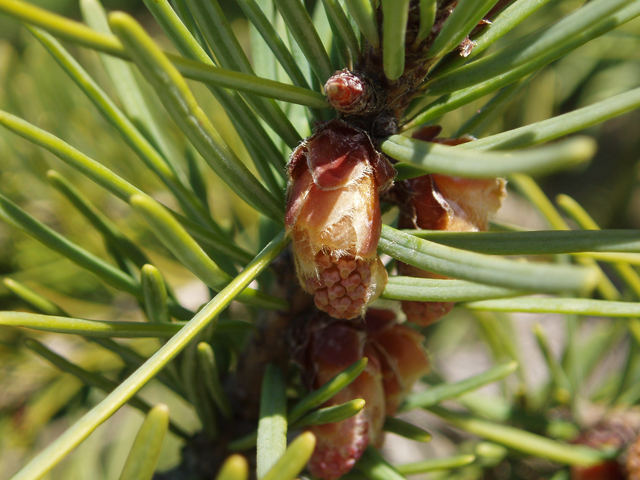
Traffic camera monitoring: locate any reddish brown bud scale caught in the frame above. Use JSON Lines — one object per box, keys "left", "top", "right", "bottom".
{"left": 285, "top": 120, "right": 395, "bottom": 320}
{"left": 429, "top": 174, "right": 507, "bottom": 232}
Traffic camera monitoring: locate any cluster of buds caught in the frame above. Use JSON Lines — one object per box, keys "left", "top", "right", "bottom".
{"left": 285, "top": 120, "right": 395, "bottom": 320}
{"left": 395, "top": 126, "right": 507, "bottom": 326}
{"left": 290, "top": 309, "right": 430, "bottom": 479}
{"left": 571, "top": 409, "right": 640, "bottom": 480}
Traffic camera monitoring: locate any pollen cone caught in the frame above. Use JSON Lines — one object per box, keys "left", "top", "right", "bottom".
{"left": 286, "top": 120, "right": 395, "bottom": 319}
{"left": 291, "top": 310, "right": 429, "bottom": 480}
{"left": 398, "top": 172, "right": 506, "bottom": 325}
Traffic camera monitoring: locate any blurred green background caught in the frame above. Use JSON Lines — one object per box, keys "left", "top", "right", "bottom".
{"left": 0, "top": 1, "right": 639, "bottom": 478}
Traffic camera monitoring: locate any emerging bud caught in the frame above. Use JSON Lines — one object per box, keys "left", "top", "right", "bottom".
{"left": 396, "top": 131, "right": 507, "bottom": 325}
{"left": 286, "top": 120, "right": 395, "bottom": 319}
{"left": 307, "top": 346, "right": 385, "bottom": 480}
{"left": 423, "top": 174, "right": 507, "bottom": 232}
{"left": 324, "top": 70, "right": 378, "bottom": 115}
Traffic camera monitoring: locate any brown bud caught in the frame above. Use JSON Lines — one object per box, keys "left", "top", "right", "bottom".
{"left": 285, "top": 120, "right": 395, "bottom": 319}
{"left": 307, "top": 345, "right": 385, "bottom": 480}
{"left": 410, "top": 125, "right": 442, "bottom": 143}
{"left": 324, "top": 70, "right": 378, "bottom": 115}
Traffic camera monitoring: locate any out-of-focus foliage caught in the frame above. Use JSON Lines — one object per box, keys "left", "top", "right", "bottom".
{"left": 0, "top": 0, "right": 639, "bottom": 479}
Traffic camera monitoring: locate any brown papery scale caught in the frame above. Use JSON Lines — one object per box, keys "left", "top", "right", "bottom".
{"left": 285, "top": 120, "right": 395, "bottom": 320}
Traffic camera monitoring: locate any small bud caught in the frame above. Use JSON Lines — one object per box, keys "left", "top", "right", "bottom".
{"left": 410, "top": 125, "right": 442, "bottom": 142}
{"left": 571, "top": 464, "right": 626, "bottom": 480}
{"left": 286, "top": 120, "right": 395, "bottom": 319}
{"left": 324, "top": 70, "right": 378, "bottom": 115}
{"left": 307, "top": 346, "right": 384, "bottom": 480}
